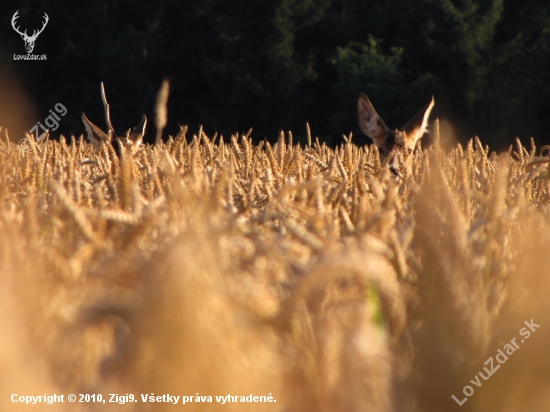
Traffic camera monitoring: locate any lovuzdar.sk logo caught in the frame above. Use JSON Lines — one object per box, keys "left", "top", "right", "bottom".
{"left": 11, "top": 10, "right": 49, "bottom": 61}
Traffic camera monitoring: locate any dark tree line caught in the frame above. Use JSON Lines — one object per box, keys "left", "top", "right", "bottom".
{"left": 1, "top": 0, "right": 549, "bottom": 149}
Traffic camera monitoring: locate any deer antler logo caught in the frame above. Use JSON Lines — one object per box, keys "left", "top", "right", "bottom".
{"left": 11, "top": 10, "right": 49, "bottom": 54}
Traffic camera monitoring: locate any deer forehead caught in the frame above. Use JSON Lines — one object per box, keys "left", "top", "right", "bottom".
{"left": 378, "top": 130, "right": 415, "bottom": 154}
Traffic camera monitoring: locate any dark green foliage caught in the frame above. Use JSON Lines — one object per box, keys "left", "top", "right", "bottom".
{"left": 1, "top": 0, "right": 549, "bottom": 148}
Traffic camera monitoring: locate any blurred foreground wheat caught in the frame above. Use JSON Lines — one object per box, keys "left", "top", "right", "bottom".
{"left": 1, "top": 127, "right": 550, "bottom": 411}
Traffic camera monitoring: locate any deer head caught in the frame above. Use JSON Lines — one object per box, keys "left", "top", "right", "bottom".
{"left": 11, "top": 11, "right": 49, "bottom": 54}
{"left": 358, "top": 93, "right": 434, "bottom": 176}
{"left": 82, "top": 83, "right": 147, "bottom": 154}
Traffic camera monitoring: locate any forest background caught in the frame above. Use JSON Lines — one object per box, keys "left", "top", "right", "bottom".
{"left": 1, "top": 0, "right": 549, "bottom": 149}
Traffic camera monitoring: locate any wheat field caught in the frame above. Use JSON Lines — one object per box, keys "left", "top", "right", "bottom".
{"left": 1, "top": 124, "right": 550, "bottom": 411}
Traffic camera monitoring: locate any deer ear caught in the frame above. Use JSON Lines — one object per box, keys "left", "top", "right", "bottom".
{"left": 357, "top": 93, "right": 389, "bottom": 146}
{"left": 402, "top": 96, "right": 434, "bottom": 144}
{"left": 128, "top": 115, "right": 147, "bottom": 147}
{"left": 82, "top": 113, "right": 110, "bottom": 149}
